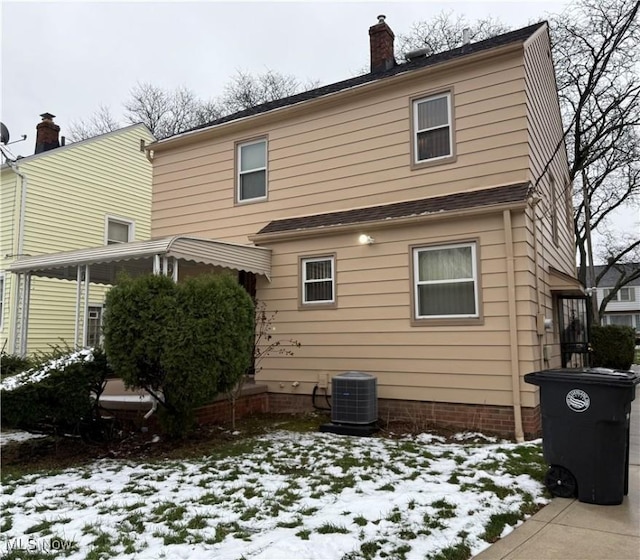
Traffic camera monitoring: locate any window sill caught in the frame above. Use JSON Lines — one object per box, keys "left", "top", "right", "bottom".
{"left": 410, "top": 154, "right": 457, "bottom": 171}
{"left": 235, "top": 195, "right": 268, "bottom": 206}
{"left": 410, "top": 316, "right": 484, "bottom": 327}
{"left": 298, "top": 302, "right": 338, "bottom": 311}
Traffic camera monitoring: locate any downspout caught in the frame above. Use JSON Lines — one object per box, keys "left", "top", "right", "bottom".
{"left": 503, "top": 209, "right": 524, "bottom": 443}
{"left": 5, "top": 161, "right": 28, "bottom": 353}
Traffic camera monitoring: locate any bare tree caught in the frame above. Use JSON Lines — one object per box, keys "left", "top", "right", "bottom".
{"left": 395, "top": 10, "right": 509, "bottom": 60}
{"left": 550, "top": 0, "right": 640, "bottom": 322}
{"left": 399, "top": 4, "right": 639, "bottom": 324}
{"left": 595, "top": 233, "right": 640, "bottom": 319}
{"left": 67, "top": 104, "right": 120, "bottom": 142}
{"left": 123, "top": 82, "right": 223, "bottom": 139}
{"left": 220, "top": 69, "right": 318, "bottom": 114}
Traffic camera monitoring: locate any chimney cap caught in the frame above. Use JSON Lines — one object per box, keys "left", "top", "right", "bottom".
{"left": 40, "top": 112, "right": 56, "bottom": 121}
{"left": 377, "top": 14, "right": 386, "bottom": 24}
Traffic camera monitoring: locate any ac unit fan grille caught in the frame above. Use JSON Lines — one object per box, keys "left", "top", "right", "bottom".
{"left": 331, "top": 372, "right": 377, "bottom": 425}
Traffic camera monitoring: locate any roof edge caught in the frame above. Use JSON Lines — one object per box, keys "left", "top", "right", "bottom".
{"left": 2, "top": 122, "right": 155, "bottom": 168}
{"left": 250, "top": 199, "right": 528, "bottom": 244}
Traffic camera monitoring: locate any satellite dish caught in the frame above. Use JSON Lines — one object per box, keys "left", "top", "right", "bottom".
{"left": 0, "top": 122, "right": 9, "bottom": 145}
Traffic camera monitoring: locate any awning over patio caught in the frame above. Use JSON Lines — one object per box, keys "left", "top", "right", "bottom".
{"left": 6, "top": 236, "right": 271, "bottom": 355}
{"left": 7, "top": 235, "right": 271, "bottom": 283}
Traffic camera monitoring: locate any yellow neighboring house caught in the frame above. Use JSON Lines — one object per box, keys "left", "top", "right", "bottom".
{"left": 0, "top": 115, "right": 154, "bottom": 354}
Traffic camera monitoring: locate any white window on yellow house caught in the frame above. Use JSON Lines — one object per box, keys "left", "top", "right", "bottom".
{"left": 86, "top": 305, "right": 103, "bottom": 348}
{"left": 237, "top": 138, "right": 267, "bottom": 202}
{"left": 301, "top": 256, "right": 335, "bottom": 306}
{"left": 106, "top": 216, "right": 134, "bottom": 245}
{"left": 413, "top": 242, "right": 479, "bottom": 319}
{"left": 413, "top": 92, "right": 453, "bottom": 164}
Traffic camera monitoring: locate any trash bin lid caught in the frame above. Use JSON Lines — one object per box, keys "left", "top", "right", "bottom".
{"left": 524, "top": 368, "right": 640, "bottom": 387}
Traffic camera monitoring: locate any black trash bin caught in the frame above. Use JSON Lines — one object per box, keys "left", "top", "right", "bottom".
{"left": 524, "top": 367, "right": 639, "bottom": 505}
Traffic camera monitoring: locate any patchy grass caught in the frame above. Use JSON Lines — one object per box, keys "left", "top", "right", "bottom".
{"left": 0, "top": 417, "right": 548, "bottom": 559}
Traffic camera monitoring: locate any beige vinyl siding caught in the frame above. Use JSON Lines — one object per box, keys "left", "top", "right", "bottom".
{"left": 523, "top": 28, "right": 577, "bottom": 369}
{"left": 152, "top": 51, "right": 530, "bottom": 243}
{"left": 255, "top": 212, "right": 540, "bottom": 409}
{"left": 523, "top": 28, "right": 574, "bottom": 274}
{"left": 2, "top": 125, "right": 153, "bottom": 353}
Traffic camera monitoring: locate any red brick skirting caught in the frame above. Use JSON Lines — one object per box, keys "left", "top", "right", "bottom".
{"left": 103, "top": 388, "right": 541, "bottom": 439}
{"left": 268, "top": 392, "right": 542, "bottom": 439}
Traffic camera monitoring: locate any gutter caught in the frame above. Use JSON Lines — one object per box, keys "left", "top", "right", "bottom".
{"left": 249, "top": 200, "right": 529, "bottom": 244}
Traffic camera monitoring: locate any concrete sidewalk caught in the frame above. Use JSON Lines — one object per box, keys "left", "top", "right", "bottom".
{"left": 473, "top": 379, "right": 640, "bottom": 560}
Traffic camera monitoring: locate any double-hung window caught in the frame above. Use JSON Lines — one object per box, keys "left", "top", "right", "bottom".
{"left": 237, "top": 138, "right": 267, "bottom": 202}
{"left": 413, "top": 92, "right": 453, "bottom": 165}
{"left": 301, "top": 256, "right": 335, "bottom": 306}
{"left": 106, "top": 217, "right": 134, "bottom": 245}
{"left": 606, "top": 287, "right": 635, "bottom": 302}
{"left": 413, "top": 242, "right": 479, "bottom": 320}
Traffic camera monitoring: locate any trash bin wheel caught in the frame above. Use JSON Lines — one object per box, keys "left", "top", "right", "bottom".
{"left": 544, "top": 465, "right": 577, "bottom": 498}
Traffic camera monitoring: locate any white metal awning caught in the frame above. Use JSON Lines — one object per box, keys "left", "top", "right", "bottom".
{"left": 7, "top": 236, "right": 271, "bottom": 355}
{"left": 7, "top": 235, "right": 272, "bottom": 284}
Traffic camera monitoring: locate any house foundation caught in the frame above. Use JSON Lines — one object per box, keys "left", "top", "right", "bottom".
{"left": 268, "top": 392, "right": 542, "bottom": 440}
{"left": 101, "top": 379, "right": 541, "bottom": 439}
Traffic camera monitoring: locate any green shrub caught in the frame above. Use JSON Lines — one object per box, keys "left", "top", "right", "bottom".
{"left": 0, "top": 348, "right": 112, "bottom": 435}
{"left": 0, "top": 352, "right": 34, "bottom": 378}
{"left": 103, "top": 273, "right": 254, "bottom": 438}
{"left": 590, "top": 324, "right": 635, "bottom": 370}
{"left": 104, "top": 274, "right": 177, "bottom": 394}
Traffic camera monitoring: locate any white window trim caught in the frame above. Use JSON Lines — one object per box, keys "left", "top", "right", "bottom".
{"left": 237, "top": 138, "right": 268, "bottom": 203}
{"left": 413, "top": 92, "right": 453, "bottom": 165}
{"left": 105, "top": 215, "right": 135, "bottom": 245}
{"left": 620, "top": 287, "right": 634, "bottom": 301}
{"left": 85, "top": 304, "right": 104, "bottom": 347}
{"left": 413, "top": 242, "right": 479, "bottom": 320}
{"left": 302, "top": 256, "right": 335, "bottom": 305}
{"left": 605, "top": 287, "right": 635, "bottom": 302}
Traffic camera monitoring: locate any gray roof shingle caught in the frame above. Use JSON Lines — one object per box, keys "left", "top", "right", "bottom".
{"left": 180, "top": 22, "right": 546, "bottom": 136}
{"left": 594, "top": 264, "right": 640, "bottom": 287}
{"left": 256, "top": 182, "right": 531, "bottom": 236}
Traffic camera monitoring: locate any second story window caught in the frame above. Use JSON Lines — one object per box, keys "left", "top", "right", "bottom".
{"left": 606, "top": 287, "right": 635, "bottom": 302}
{"left": 106, "top": 217, "right": 134, "bottom": 245}
{"left": 412, "top": 92, "right": 453, "bottom": 166}
{"left": 237, "top": 139, "right": 267, "bottom": 203}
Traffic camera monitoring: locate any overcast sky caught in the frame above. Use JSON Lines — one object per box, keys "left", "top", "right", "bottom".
{"left": 2, "top": 0, "right": 565, "bottom": 150}
{"left": 1, "top": 1, "right": 636, "bottom": 252}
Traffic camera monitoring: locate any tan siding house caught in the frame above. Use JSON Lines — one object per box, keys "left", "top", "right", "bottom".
{"left": 147, "top": 19, "right": 579, "bottom": 438}
{"left": 1, "top": 119, "right": 154, "bottom": 353}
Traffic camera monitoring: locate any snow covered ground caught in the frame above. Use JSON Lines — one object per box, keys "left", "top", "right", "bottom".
{"left": 0, "top": 430, "right": 548, "bottom": 559}
{"left": 0, "top": 430, "right": 47, "bottom": 447}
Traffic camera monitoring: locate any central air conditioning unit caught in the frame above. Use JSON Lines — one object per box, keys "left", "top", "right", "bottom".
{"left": 331, "top": 371, "right": 378, "bottom": 425}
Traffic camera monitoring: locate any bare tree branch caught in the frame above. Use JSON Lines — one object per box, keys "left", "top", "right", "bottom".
{"left": 67, "top": 104, "right": 120, "bottom": 141}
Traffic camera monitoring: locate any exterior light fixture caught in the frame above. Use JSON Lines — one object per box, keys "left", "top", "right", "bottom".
{"left": 359, "top": 234, "right": 374, "bottom": 245}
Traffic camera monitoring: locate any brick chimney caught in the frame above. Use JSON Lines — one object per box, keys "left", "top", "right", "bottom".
{"left": 369, "top": 15, "right": 395, "bottom": 73}
{"left": 35, "top": 112, "right": 60, "bottom": 154}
